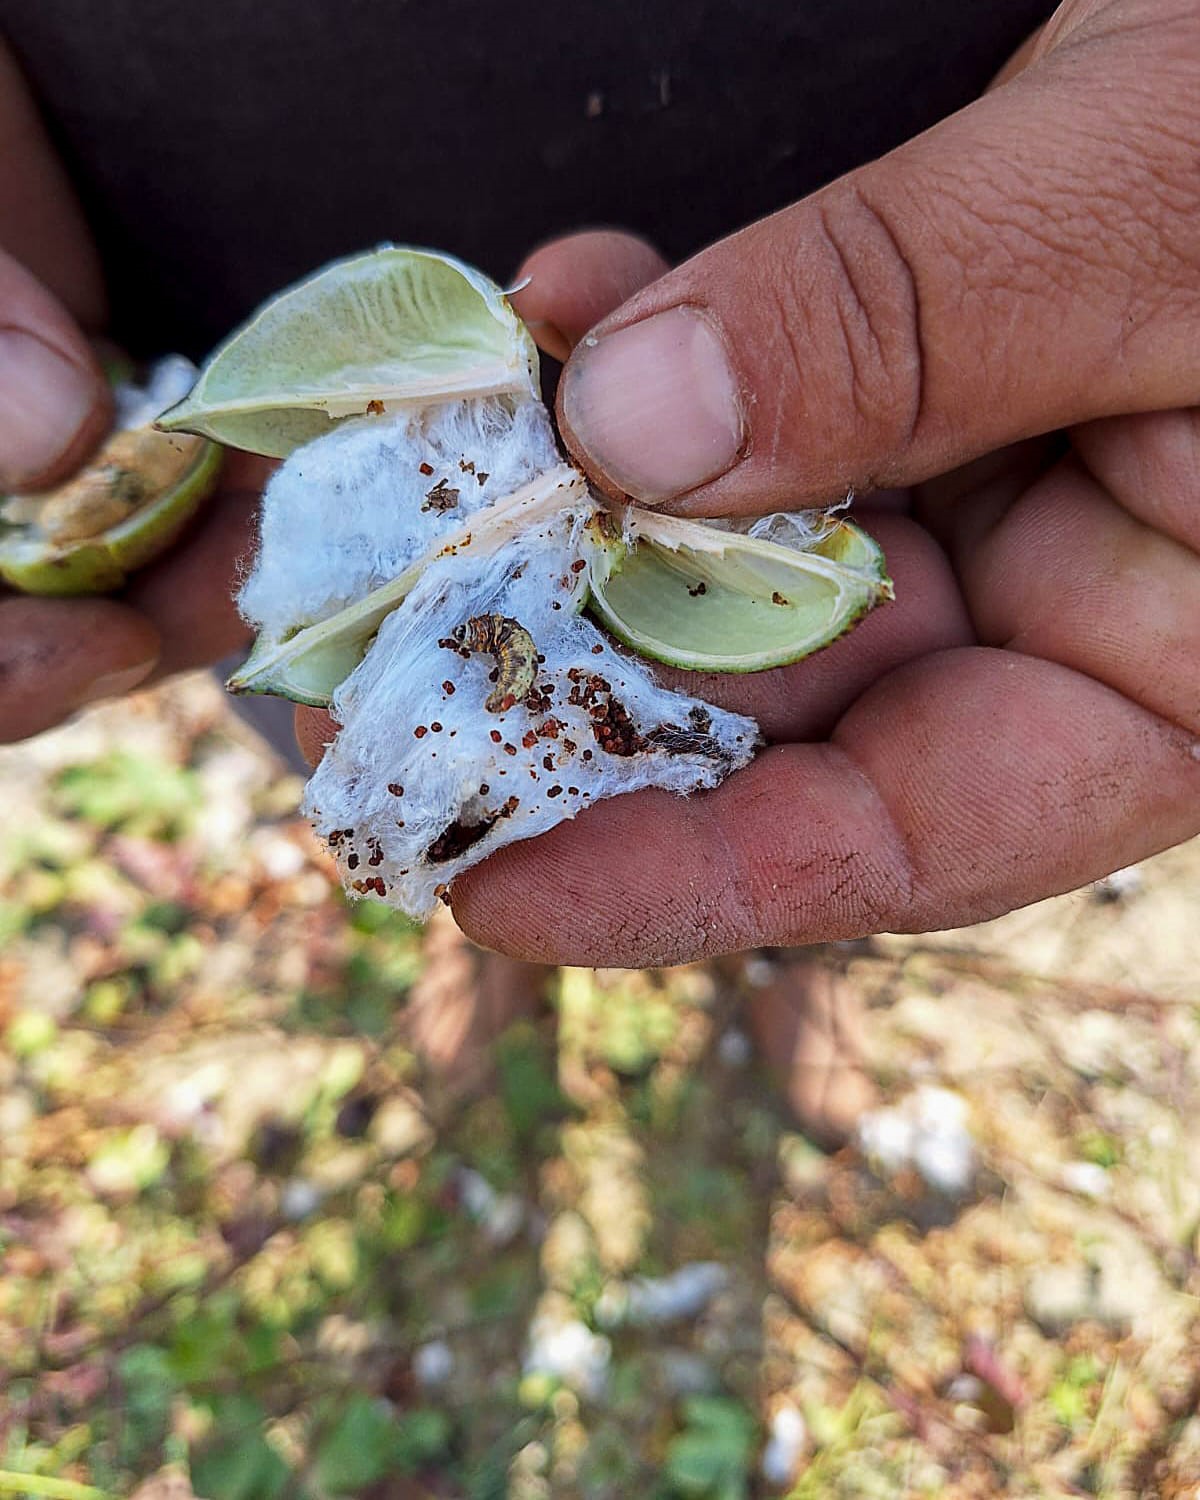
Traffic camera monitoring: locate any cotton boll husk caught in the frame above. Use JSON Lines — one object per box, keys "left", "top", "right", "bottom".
{"left": 239, "top": 395, "right": 561, "bottom": 639}
{"left": 304, "top": 516, "right": 759, "bottom": 918}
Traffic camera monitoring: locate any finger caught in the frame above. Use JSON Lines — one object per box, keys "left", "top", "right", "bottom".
{"left": 556, "top": 2, "right": 1200, "bottom": 513}
{"left": 988, "top": 22, "right": 1047, "bottom": 90}
{"left": 1072, "top": 406, "right": 1200, "bottom": 556}
{"left": 295, "top": 706, "right": 338, "bottom": 767}
{"left": 0, "top": 36, "right": 106, "bottom": 327}
{"left": 124, "top": 452, "right": 272, "bottom": 679}
{"left": 0, "top": 595, "right": 159, "bottom": 742}
{"left": 960, "top": 447, "right": 1200, "bottom": 736}
{"left": 0, "top": 246, "right": 111, "bottom": 491}
{"left": 452, "top": 649, "right": 1200, "bottom": 966}
{"left": 512, "top": 230, "right": 670, "bottom": 361}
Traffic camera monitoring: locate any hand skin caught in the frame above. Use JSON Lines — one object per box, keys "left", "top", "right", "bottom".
{"left": 300, "top": 0, "right": 1200, "bottom": 967}
{"left": 0, "top": 36, "right": 266, "bottom": 744}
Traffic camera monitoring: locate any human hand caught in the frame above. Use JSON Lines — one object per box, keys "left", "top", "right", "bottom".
{"left": 442, "top": 0, "right": 1200, "bottom": 966}
{"left": 0, "top": 37, "right": 267, "bottom": 744}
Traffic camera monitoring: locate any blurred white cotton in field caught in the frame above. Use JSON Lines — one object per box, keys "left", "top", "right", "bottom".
{"left": 761, "top": 1405, "right": 808, "bottom": 1488}
{"left": 413, "top": 1340, "right": 455, "bottom": 1387}
{"left": 523, "top": 1312, "right": 611, "bottom": 1398}
{"left": 858, "top": 1085, "right": 976, "bottom": 1198}
{"left": 596, "top": 1261, "right": 730, "bottom": 1328}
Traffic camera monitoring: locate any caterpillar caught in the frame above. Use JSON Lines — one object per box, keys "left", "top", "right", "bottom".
{"left": 452, "top": 613, "right": 539, "bottom": 713}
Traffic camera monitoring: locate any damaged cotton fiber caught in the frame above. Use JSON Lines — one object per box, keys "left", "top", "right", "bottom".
{"left": 238, "top": 397, "right": 759, "bottom": 918}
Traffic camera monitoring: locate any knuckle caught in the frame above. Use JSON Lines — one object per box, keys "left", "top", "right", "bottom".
{"left": 807, "top": 183, "right": 928, "bottom": 467}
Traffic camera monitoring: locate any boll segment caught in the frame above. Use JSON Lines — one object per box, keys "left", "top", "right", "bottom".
{"left": 0, "top": 357, "right": 221, "bottom": 597}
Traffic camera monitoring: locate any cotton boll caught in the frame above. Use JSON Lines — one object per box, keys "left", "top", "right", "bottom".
{"left": 239, "top": 395, "right": 561, "bottom": 639}
{"left": 304, "top": 518, "right": 759, "bottom": 918}
{"left": 761, "top": 1405, "right": 808, "bottom": 1488}
{"left": 523, "top": 1313, "right": 611, "bottom": 1398}
{"left": 620, "top": 1262, "right": 730, "bottom": 1326}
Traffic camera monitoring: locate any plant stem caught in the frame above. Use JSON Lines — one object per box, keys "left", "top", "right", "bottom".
{"left": 0, "top": 1472, "right": 112, "bottom": 1500}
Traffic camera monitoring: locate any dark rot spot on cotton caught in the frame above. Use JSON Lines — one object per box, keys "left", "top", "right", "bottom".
{"left": 426, "top": 794, "right": 520, "bottom": 863}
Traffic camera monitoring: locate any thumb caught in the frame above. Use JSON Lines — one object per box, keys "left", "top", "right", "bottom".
{"left": 0, "top": 246, "right": 110, "bottom": 492}
{"left": 557, "top": 2, "right": 1200, "bottom": 513}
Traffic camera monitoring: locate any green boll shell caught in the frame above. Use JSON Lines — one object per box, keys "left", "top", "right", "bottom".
{"left": 0, "top": 430, "right": 222, "bottom": 597}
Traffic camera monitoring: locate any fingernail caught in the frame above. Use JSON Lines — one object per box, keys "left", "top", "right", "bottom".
{"left": 77, "top": 659, "right": 157, "bottom": 708}
{"left": 560, "top": 307, "right": 743, "bottom": 503}
{"left": 0, "top": 330, "right": 101, "bottom": 489}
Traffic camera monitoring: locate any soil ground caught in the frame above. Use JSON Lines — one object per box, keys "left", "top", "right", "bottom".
{"left": 1, "top": 674, "right": 1197, "bottom": 1499}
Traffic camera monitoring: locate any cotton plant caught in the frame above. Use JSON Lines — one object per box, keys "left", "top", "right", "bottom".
{"left": 159, "top": 247, "right": 892, "bottom": 918}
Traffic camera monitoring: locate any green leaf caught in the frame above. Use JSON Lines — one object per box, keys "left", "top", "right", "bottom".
{"left": 496, "top": 1023, "right": 566, "bottom": 1139}
{"left": 313, "top": 1396, "right": 399, "bottom": 1492}
{"left": 392, "top": 1409, "right": 454, "bottom": 1469}
{"left": 313, "top": 1398, "right": 453, "bottom": 1493}
{"left": 192, "top": 1397, "right": 291, "bottom": 1500}
{"left": 663, "top": 1398, "right": 757, "bottom": 1500}
{"left": 115, "top": 1345, "right": 177, "bottom": 1464}
{"left": 53, "top": 752, "right": 200, "bottom": 838}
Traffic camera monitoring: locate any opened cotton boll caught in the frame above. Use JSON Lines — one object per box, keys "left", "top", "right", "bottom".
{"left": 305, "top": 521, "right": 759, "bottom": 918}
{"left": 159, "top": 245, "right": 893, "bottom": 915}
{"left": 239, "top": 396, "right": 561, "bottom": 642}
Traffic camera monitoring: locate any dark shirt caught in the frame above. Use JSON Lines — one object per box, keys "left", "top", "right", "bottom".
{"left": 1, "top": 1, "right": 1052, "bottom": 356}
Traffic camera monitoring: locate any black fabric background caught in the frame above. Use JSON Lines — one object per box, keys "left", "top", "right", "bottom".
{"left": 1, "top": 1, "right": 1053, "bottom": 356}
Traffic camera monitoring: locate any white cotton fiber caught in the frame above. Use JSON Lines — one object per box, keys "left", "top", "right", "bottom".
{"left": 235, "top": 383, "right": 770, "bottom": 918}
{"left": 239, "top": 395, "right": 561, "bottom": 639}
{"left": 742, "top": 508, "right": 848, "bottom": 549}
{"left": 303, "top": 517, "right": 759, "bottom": 918}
